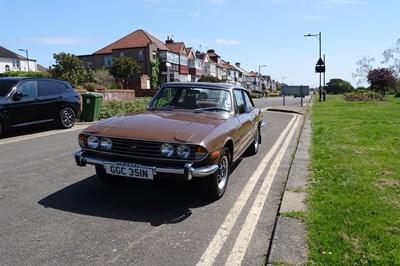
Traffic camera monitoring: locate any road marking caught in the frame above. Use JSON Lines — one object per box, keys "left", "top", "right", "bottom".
{"left": 196, "top": 114, "right": 299, "bottom": 266}
{"left": 0, "top": 124, "right": 89, "bottom": 145}
{"left": 226, "top": 114, "right": 300, "bottom": 265}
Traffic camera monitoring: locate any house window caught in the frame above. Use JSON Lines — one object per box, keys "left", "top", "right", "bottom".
{"left": 5, "top": 65, "right": 10, "bottom": 71}
{"left": 12, "top": 59, "right": 20, "bottom": 68}
{"left": 119, "top": 51, "right": 124, "bottom": 57}
{"left": 85, "top": 61, "right": 93, "bottom": 69}
{"left": 138, "top": 50, "right": 143, "bottom": 62}
{"left": 103, "top": 55, "right": 113, "bottom": 67}
{"left": 152, "top": 51, "right": 157, "bottom": 60}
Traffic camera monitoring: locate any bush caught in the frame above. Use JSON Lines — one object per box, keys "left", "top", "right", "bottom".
{"left": 81, "top": 82, "right": 107, "bottom": 92}
{"left": 0, "top": 70, "right": 48, "bottom": 78}
{"left": 98, "top": 97, "right": 151, "bottom": 119}
{"left": 343, "top": 90, "right": 384, "bottom": 101}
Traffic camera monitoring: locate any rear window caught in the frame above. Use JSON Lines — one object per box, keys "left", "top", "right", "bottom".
{"left": 56, "top": 81, "right": 71, "bottom": 93}
{"left": 0, "top": 79, "right": 19, "bottom": 96}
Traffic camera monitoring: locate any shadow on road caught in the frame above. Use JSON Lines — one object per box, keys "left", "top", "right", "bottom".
{"left": 38, "top": 175, "right": 212, "bottom": 226}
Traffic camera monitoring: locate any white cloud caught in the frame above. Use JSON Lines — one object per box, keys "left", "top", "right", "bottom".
{"left": 30, "top": 36, "right": 90, "bottom": 45}
{"left": 216, "top": 39, "right": 240, "bottom": 45}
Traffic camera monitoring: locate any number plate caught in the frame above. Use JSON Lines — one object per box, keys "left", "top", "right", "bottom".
{"left": 104, "top": 162, "right": 154, "bottom": 180}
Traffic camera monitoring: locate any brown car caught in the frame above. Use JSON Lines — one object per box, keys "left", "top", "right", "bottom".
{"left": 74, "top": 82, "right": 265, "bottom": 200}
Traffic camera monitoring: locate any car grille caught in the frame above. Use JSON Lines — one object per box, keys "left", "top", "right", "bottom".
{"left": 109, "top": 138, "right": 196, "bottom": 160}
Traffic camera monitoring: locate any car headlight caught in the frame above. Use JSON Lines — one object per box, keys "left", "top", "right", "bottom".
{"left": 87, "top": 136, "right": 99, "bottom": 149}
{"left": 100, "top": 138, "right": 113, "bottom": 150}
{"left": 176, "top": 144, "right": 190, "bottom": 159}
{"left": 160, "top": 143, "right": 174, "bottom": 157}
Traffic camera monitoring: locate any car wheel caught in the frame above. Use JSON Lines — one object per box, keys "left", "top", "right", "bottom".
{"left": 246, "top": 126, "right": 260, "bottom": 156}
{"left": 0, "top": 121, "right": 3, "bottom": 137}
{"left": 202, "top": 147, "right": 231, "bottom": 200}
{"left": 95, "top": 166, "right": 120, "bottom": 184}
{"left": 59, "top": 107, "right": 76, "bottom": 129}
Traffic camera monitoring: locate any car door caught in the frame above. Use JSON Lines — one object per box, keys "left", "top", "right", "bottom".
{"left": 6, "top": 80, "right": 40, "bottom": 126}
{"left": 37, "top": 79, "right": 62, "bottom": 120}
{"left": 233, "top": 89, "right": 254, "bottom": 156}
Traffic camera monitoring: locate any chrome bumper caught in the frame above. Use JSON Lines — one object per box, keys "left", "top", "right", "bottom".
{"left": 74, "top": 150, "right": 218, "bottom": 180}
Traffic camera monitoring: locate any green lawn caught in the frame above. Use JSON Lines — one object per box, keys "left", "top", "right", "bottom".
{"left": 306, "top": 95, "right": 400, "bottom": 265}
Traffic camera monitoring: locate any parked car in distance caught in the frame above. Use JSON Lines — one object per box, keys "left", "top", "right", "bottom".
{"left": 0, "top": 77, "right": 81, "bottom": 136}
{"left": 74, "top": 82, "right": 265, "bottom": 200}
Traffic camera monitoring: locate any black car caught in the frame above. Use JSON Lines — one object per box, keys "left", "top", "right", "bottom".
{"left": 0, "top": 77, "right": 81, "bottom": 136}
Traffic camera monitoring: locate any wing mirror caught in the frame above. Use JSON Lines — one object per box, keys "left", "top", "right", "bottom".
{"left": 12, "top": 91, "right": 24, "bottom": 100}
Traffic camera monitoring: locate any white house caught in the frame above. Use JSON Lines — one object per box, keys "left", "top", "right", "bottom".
{"left": 0, "top": 46, "right": 37, "bottom": 73}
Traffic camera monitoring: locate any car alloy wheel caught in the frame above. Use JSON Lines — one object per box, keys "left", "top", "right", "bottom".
{"left": 60, "top": 107, "right": 76, "bottom": 129}
{"left": 202, "top": 147, "right": 231, "bottom": 200}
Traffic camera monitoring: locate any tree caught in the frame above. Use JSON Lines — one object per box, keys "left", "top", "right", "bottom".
{"left": 198, "top": 75, "right": 221, "bottom": 83}
{"left": 352, "top": 55, "right": 375, "bottom": 86}
{"left": 110, "top": 57, "right": 140, "bottom": 89}
{"left": 150, "top": 59, "right": 160, "bottom": 88}
{"left": 49, "top": 52, "right": 87, "bottom": 87}
{"left": 382, "top": 38, "right": 400, "bottom": 75}
{"left": 367, "top": 67, "right": 398, "bottom": 96}
{"left": 325, "top": 78, "right": 354, "bottom": 94}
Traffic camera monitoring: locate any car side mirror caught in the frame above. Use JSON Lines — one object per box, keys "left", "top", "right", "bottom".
{"left": 12, "top": 91, "right": 24, "bottom": 100}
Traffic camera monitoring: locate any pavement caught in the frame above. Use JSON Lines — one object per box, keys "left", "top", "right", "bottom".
{"left": 266, "top": 97, "right": 312, "bottom": 265}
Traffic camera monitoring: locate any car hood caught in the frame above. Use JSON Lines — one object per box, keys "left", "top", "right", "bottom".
{"left": 82, "top": 110, "right": 229, "bottom": 143}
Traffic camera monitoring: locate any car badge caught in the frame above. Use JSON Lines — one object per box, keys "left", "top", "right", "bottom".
{"left": 130, "top": 143, "right": 139, "bottom": 151}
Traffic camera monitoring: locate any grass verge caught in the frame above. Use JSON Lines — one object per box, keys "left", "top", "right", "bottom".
{"left": 306, "top": 95, "right": 400, "bottom": 265}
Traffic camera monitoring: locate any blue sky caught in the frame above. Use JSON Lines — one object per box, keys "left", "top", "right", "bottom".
{"left": 3, "top": 0, "right": 399, "bottom": 87}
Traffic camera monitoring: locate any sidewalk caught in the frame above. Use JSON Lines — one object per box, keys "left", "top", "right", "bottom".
{"left": 266, "top": 98, "right": 312, "bottom": 265}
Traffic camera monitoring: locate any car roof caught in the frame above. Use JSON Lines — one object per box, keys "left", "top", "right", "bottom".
{"left": 161, "top": 82, "right": 244, "bottom": 90}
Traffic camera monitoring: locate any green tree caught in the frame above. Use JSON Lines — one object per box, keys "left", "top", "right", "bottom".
{"left": 49, "top": 52, "right": 87, "bottom": 87}
{"left": 367, "top": 67, "right": 398, "bottom": 96}
{"left": 110, "top": 57, "right": 140, "bottom": 89}
{"left": 150, "top": 59, "right": 160, "bottom": 88}
{"left": 325, "top": 78, "right": 354, "bottom": 94}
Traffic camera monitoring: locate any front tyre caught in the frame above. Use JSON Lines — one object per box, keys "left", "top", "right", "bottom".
{"left": 202, "top": 148, "right": 231, "bottom": 200}
{"left": 59, "top": 107, "right": 76, "bottom": 129}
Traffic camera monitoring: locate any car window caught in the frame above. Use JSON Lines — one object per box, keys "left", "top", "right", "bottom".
{"left": 16, "top": 81, "right": 38, "bottom": 97}
{"left": 150, "top": 87, "right": 232, "bottom": 111}
{"left": 0, "top": 79, "right": 18, "bottom": 96}
{"left": 56, "top": 81, "right": 71, "bottom": 93}
{"left": 243, "top": 90, "right": 254, "bottom": 111}
{"left": 38, "top": 80, "right": 60, "bottom": 96}
{"left": 234, "top": 89, "right": 246, "bottom": 114}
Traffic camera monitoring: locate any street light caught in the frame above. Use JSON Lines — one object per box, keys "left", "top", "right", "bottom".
{"left": 18, "top": 48, "right": 29, "bottom": 71}
{"left": 258, "top": 64, "right": 266, "bottom": 91}
{"left": 282, "top": 76, "right": 286, "bottom": 84}
{"left": 304, "top": 32, "right": 323, "bottom": 101}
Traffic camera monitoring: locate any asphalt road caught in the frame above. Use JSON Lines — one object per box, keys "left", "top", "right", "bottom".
{"left": 0, "top": 97, "right": 306, "bottom": 265}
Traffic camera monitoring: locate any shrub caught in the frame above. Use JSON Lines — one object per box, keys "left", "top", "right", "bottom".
{"left": 343, "top": 90, "right": 384, "bottom": 101}
{"left": 98, "top": 97, "right": 151, "bottom": 119}
{"left": 81, "top": 82, "right": 107, "bottom": 92}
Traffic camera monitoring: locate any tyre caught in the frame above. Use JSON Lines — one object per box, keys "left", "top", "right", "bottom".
{"left": 201, "top": 147, "right": 231, "bottom": 200}
{"left": 59, "top": 107, "right": 76, "bottom": 129}
{"left": 246, "top": 126, "right": 260, "bottom": 156}
{"left": 0, "top": 121, "right": 3, "bottom": 138}
{"left": 95, "top": 166, "right": 120, "bottom": 184}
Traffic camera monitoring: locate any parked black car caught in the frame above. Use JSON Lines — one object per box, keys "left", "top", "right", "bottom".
{"left": 0, "top": 77, "right": 81, "bottom": 136}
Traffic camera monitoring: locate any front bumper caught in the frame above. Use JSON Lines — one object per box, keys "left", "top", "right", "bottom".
{"left": 74, "top": 150, "right": 218, "bottom": 180}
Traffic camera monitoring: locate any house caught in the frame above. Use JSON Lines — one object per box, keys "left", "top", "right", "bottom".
{"left": 196, "top": 51, "right": 216, "bottom": 78}
{"left": 231, "top": 62, "right": 250, "bottom": 89}
{"left": 78, "top": 29, "right": 170, "bottom": 87}
{"left": 0, "top": 45, "right": 37, "bottom": 73}
{"left": 187, "top": 48, "right": 203, "bottom": 82}
{"left": 163, "top": 37, "right": 191, "bottom": 82}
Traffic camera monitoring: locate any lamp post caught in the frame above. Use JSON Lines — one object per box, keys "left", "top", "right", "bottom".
{"left": 304, "top": 32, "right": 322, "bottom": 101}
{"left": 18, "top": 48, "right": 29, "bottom": 71}
{"left": 258, "top": 64, "right": 266, "bottom": 91}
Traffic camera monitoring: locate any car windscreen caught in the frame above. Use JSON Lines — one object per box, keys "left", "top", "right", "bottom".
{"left": 0, "top": 79, "right": 19, "bottom": 97}
{"left": 149, "top": 87, "right": 232, "bottom": 111}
